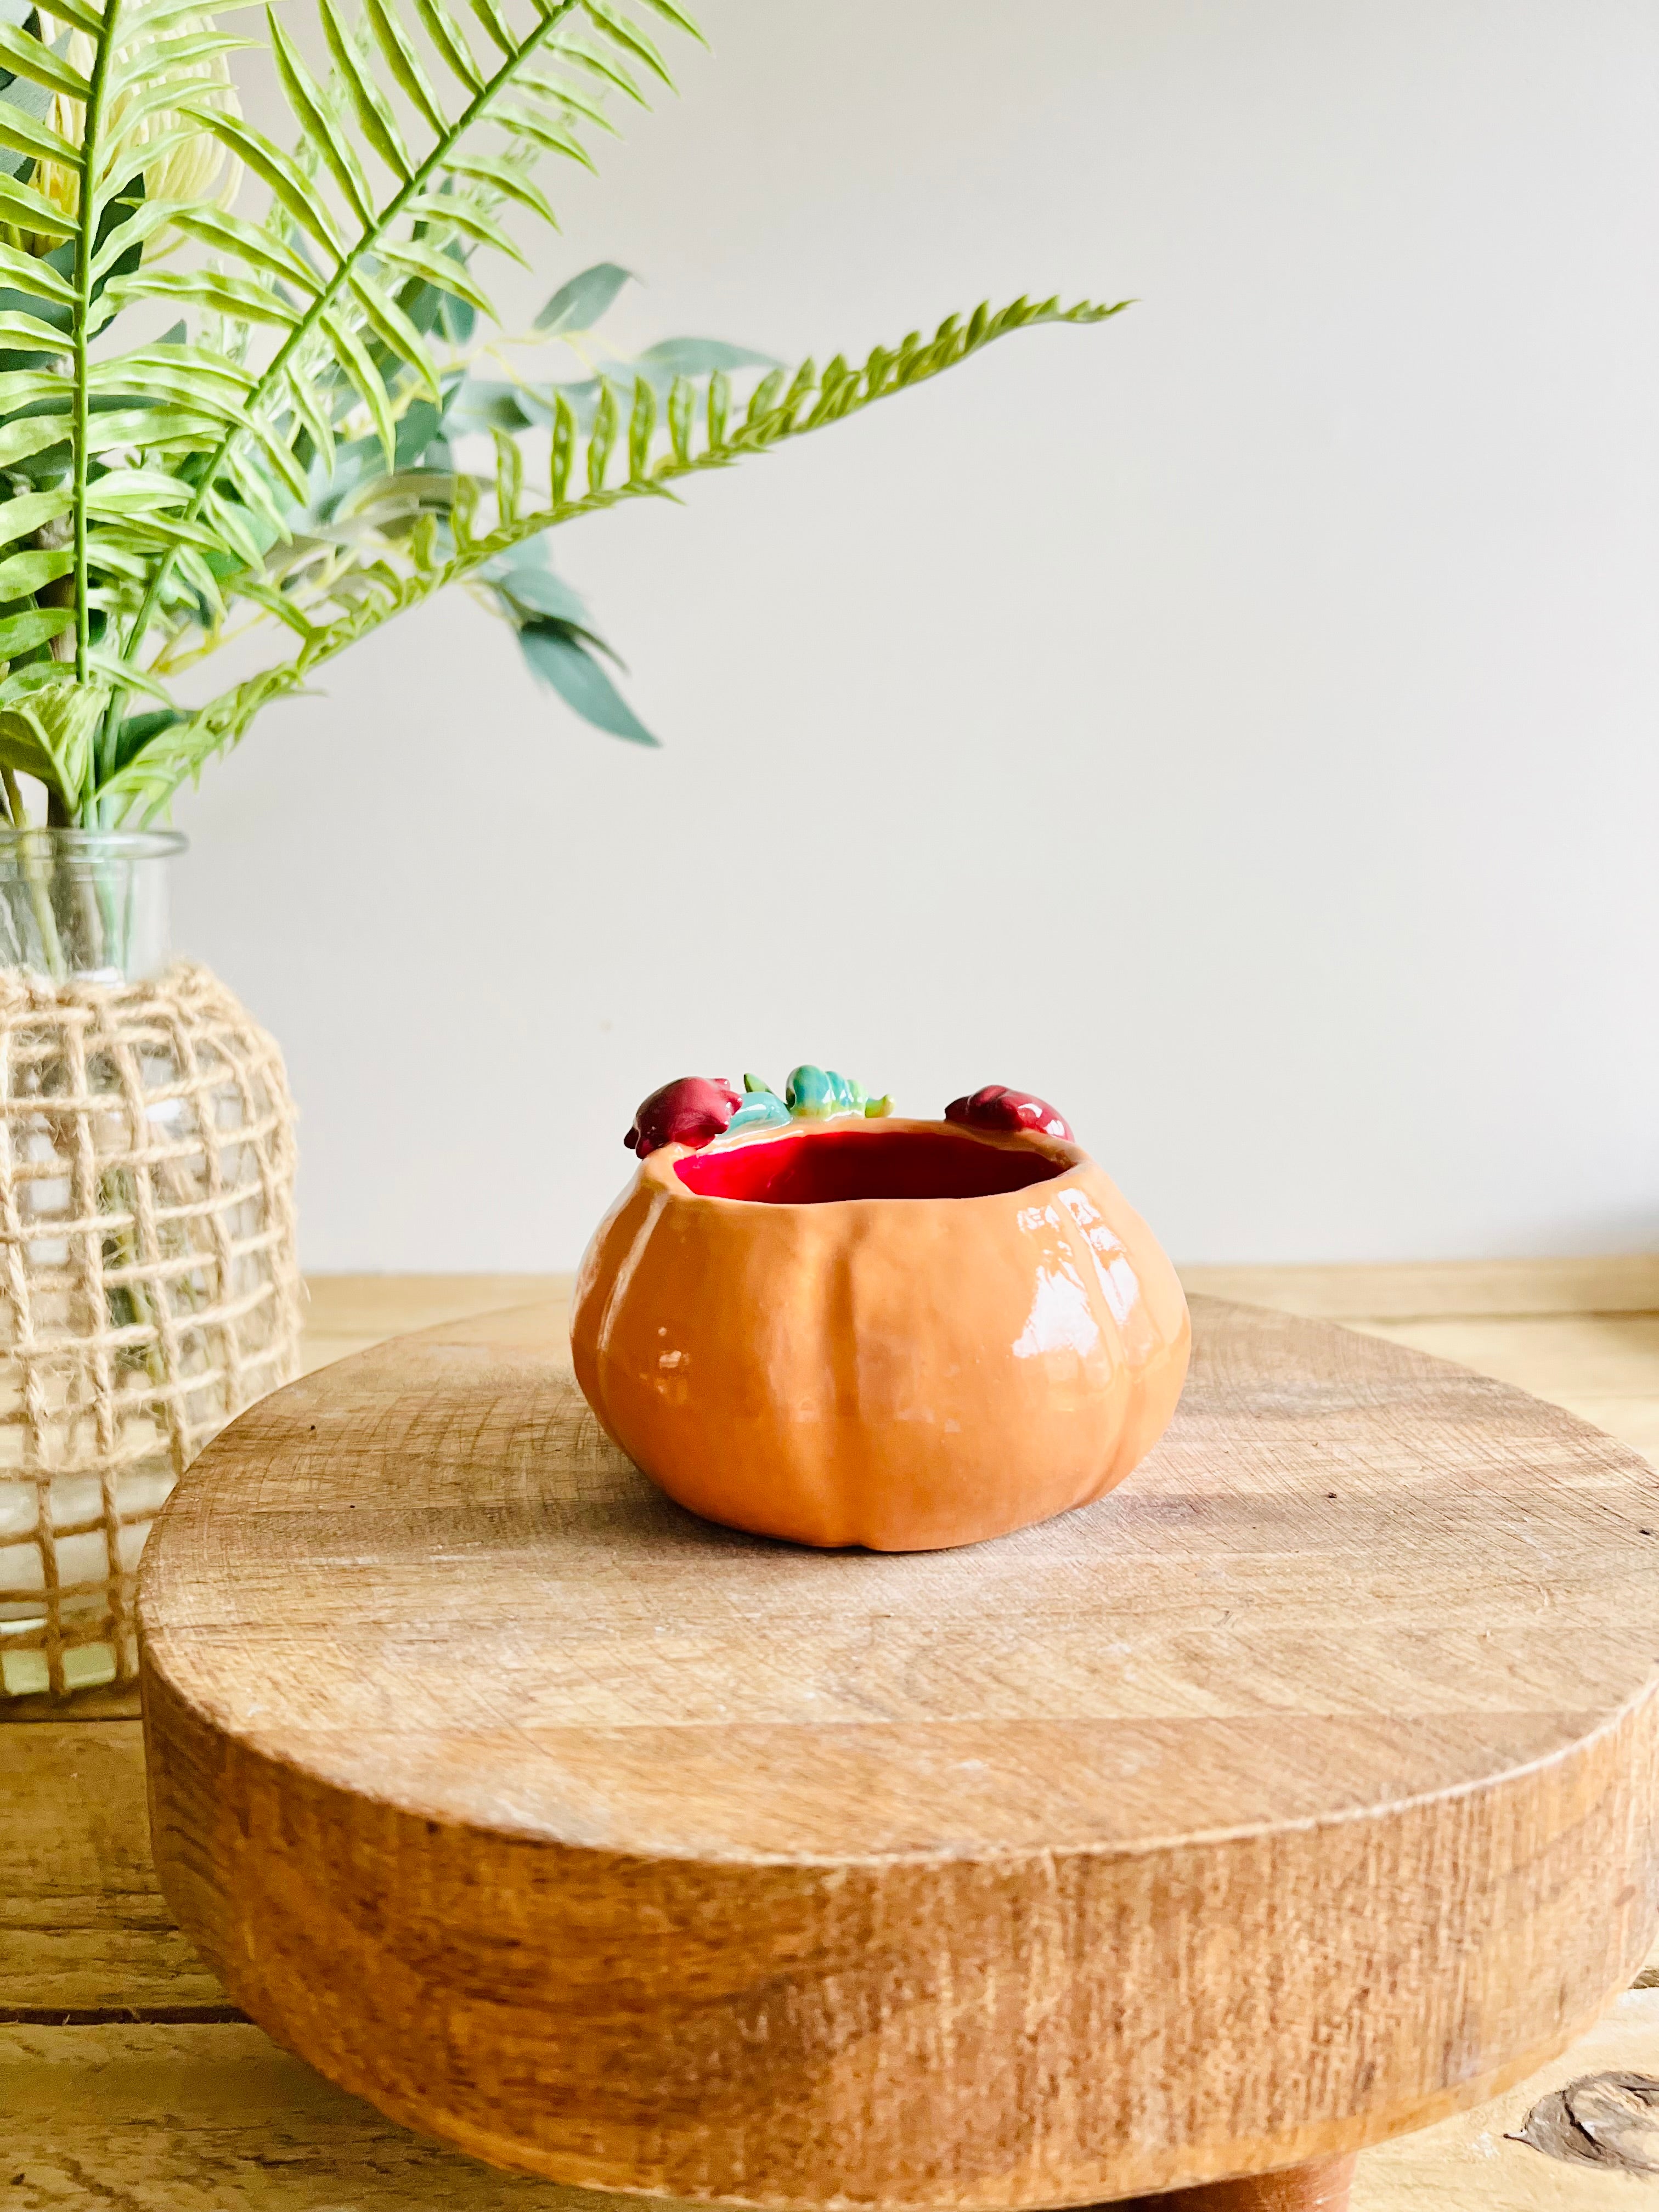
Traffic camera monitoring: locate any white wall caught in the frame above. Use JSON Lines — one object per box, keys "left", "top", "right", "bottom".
{"left": 172, "top": 0, "right": 1659, "bottom": 1271}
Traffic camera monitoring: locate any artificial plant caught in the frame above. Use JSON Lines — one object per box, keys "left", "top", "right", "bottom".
{"left": 0, "top": 0, "right": 1124, "bottom": 825}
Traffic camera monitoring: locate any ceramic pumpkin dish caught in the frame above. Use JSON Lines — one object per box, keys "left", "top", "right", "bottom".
{"left": 572, "top": 1068, "right": 1190, "bottom": 1551}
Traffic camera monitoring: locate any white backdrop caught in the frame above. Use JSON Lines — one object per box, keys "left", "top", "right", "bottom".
{"left": 172, "top": 0, "right": 1659, "bottom": 1271}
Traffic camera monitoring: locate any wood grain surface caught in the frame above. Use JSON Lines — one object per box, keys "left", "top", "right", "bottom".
{"left": 11, "top": 1261, "right": 1659, "bottom": 2212}
{"left": 10, "top": 2002, "right": 1659, "bottom": 2212}
{"left": 0, "top": 1720, "right": 227, "bottom": 2017}
{"left": 137, "top": 1292, "right": 1659, "bottom": 2209}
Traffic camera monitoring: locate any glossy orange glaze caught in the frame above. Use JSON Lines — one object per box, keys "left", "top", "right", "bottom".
{"left": 571, "top": 1117, "right": 1191, "bottom": 1551}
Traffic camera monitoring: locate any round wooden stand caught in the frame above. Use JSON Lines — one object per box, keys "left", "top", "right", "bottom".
{"left": 139, "top": 1296, "right": 1659, "bottom": 2210}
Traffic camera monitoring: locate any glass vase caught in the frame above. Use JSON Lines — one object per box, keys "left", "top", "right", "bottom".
{"left": 0, "top": 831, "right": 301, "bottom": 1698}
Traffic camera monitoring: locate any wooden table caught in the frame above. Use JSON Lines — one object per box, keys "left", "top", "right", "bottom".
{"left": 9, "top": 1262, "right": 1659, "bottom": 2209}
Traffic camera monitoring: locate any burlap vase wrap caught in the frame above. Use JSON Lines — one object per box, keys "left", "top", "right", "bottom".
{"left": 0, "top": 961, "right": 300, "bottom": 1697}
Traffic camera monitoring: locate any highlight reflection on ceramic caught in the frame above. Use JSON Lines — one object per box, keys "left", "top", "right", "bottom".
{"left": 573, "top": 1073, "right": 1190, "bottom": 1551}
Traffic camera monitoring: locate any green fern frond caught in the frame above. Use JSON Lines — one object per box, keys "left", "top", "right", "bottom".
{"left": 111, "top": 0, "right": 685, "bottom": 694}
{"left": 0, "top": 0, "right": 1126, "bottom": 822}
{"left": 97, "top": 292, "right": 1126, "bottom": 819}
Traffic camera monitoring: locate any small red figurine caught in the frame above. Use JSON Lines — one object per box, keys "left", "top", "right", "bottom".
{"left": 625, "top": 1077, "right": 741, "bottom": 1159}
{"left": 944, "top": 1084, "right": 1074, "bottom": 1142}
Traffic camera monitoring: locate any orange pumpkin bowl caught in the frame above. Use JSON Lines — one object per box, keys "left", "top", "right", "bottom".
{"left": 571, "top": 1116, "right": 1190, "bottom": 1551}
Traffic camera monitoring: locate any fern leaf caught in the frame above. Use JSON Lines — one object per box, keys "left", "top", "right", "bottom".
{"left": 236, "top": 575, "right": 321, "bottom": 637}
{"left": 408, "top": 0, "right": 484, "bottom": 92}
{"left": 0, "top": 24, "right": 92, "bottom": 101}
{"left": 0, "top": 103, "right": 79, "bottom": 172}
{"left": 319, "top": 0, "right": 412, "bottom": 180}
{"left": 627, "top": 373, "right": 654, "bottom": 478}
{"left": 124, "top": 28, "right": 258, "bottom": 76}
{"left": 89, "top": 202, "right": 188, "bottom": 284}
{"left": 181, "top": 105, "right": 348, "bottom": 257}
{"left": 0, "top": 171, "right": 75, "bottom": 239}
{"left": 488, "top": 105, "right": 594, "bottom": 168}
{"left": 587, "top": 377, "right": 617, "bottom": 490}
{"left": 228, "top": 440, "right": 296, "bottom": 523}
{"left": 267, "top": 10, "right": 376, "bottom": 227}
{"left": 550, "top": 391, "right": 574, "bottom": 500}
{"left": 0, "top": 309, "right": 71, "bottom": 353}
{"left": 491, "top": 423, "right": 521, "bottom": 518}
{"left": 445, "top": 155, "right": 558, "bottom": 223}
{"left": 200, "top": 487, "right": 267, "bottom": 567}
{"left": 557, "top": 33, "right": 647, "bottom": 102}
{"left": 580, "top": 0, "right": 673, "bottom": 86}
{"left": 163, "top": 207, "right": 322, "bottom": 292}
{"left": 403, "top": 191, "right": 525, "bottom": 259}
{"left": 374, "top": 235, "right": 495, "bottom": 315}
{"left": 631, "top": 0, "right": 702, "bottom": 39}
{"left": 320, "top": 306, "right": 398, "bottom": 460}
{"left": 665, "top": 373, "right": 691, "bottom": 464}
{"left": 99, "top": 342, "right": 257, "bottom": 393}
{"left": 83, "top": 405, "right": 221, "bottom": 452}
{"left": 240, "top": 409, "right": 313, "bottom": 501}
{"left": 106, "top": 270, "right": 302, "bottom": 326}
{"left": 0, "top": 364, "right": 71, "bottom": 405}
{"left": 348, "top": 269, "right": 441, "bottom": 399}
{"left": 0, "top": 244, "right": 75, "bottom": 306}
{"left": 36, "top": 0, "right": 109, "bottom": 35}
{"left": 96, "top": 507, "right": 226, "bottom": 553}
{"left": 205, "top": 451, "right": 286, "bottom": 542}
{"left": 91, "top": 368, "right": 245, "bottom": 422}
{"left": 84, "top": 470, "right": 200, "bottom": 512}
{"left": 467, "top": 0, "right": 517, "bottom": 59}
{"left": 513, "top": 70, "right": 617, "bottom": 131}
{"left": 279, "top": 365, "right": 337, "bottom": 476}
{"left": 361, "top": 0, "right": 445, "bottom": 133}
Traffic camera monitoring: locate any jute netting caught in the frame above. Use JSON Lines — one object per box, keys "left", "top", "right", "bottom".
{"left": 0, "top": 961, "right": 300, "bottom": 1697}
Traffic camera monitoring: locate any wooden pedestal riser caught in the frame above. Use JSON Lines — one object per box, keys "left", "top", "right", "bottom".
{"left": 138, "top": 1295, "right": 1659, "bottom": 2207}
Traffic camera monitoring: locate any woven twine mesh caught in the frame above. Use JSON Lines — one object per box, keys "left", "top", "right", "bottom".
{"left": 0, "top": 961, "right": 300, "bottom": 1697}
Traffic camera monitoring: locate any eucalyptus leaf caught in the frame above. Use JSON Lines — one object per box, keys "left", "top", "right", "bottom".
{"left": 394, "top": 398, "right": 444, "bottom": 467}
{"left": 438, "top": 292, "right": 476, "bottom": 345}
{"left": 442, "top": 379, "right": 538, "bottom": 433}
{"left": 634, "top": 336, "right": 779, "bottom": 376}
{"left": 517, "top": 620, "right": 658, "bottom": 746}
{"left": 533, "top": 262, "right": 634, "bottom": 335}
{"left": 487, "top": 561, "right": 591, "bottom": 627}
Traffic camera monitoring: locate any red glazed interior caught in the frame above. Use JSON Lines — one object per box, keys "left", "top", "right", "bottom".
{"left": 674, "top": 1126, "right": 1066, "bottom": 1206}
